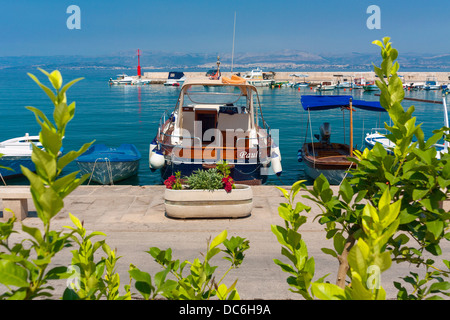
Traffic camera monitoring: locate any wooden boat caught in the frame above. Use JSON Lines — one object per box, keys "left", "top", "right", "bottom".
{"left": 149, "top": 78, "right": 282, "bottom": 185}
{"left": 76, "top": 144, "right": 141, "bottom": 184}
{"left": 299, "top": 95, "right": 385, "bottom": 184}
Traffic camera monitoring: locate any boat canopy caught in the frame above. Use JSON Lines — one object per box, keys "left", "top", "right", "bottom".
{"left": 300, "top": 95, "right": 386, "bottom": 112}
{"left": 168, "top": 72, "right": 185, "bottom": 80}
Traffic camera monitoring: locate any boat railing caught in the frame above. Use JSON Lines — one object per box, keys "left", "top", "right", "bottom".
{"left": 367, "top": 127, "right": 389, "bottom": 136}
{"left": 159, "top": 131, "right": 202, "bottom": 147}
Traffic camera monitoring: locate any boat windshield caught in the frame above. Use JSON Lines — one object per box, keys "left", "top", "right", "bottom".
{"left": 183, "top": 85, "right": 246, "bottom": 106}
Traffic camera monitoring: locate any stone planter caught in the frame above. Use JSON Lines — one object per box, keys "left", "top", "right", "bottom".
{"left": 164, "top": 184, "right": 253, "bottom": 219}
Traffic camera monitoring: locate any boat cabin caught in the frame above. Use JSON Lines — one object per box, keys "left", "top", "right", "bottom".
{"left": 157, "top": 79, "right": 270, "bottom": 164}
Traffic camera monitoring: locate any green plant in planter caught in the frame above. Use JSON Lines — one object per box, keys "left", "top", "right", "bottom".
{"left": 186, "top": 168, "right": 224, "bottom": 191}
{"left": 164, "top": 161, "right": 236, "bottom": 192}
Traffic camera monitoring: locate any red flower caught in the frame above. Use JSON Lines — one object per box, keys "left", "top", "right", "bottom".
{"left": 164, "top": 175, "right": 176, "bottom": 189}
{"left": 222, "top": 176, "right": 234, "bottom": 193}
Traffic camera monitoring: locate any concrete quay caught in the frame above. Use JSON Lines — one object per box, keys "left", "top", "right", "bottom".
{"left": 141, "top": 71, "right": 450, "bottom": 84}
{"left": 1, "top": 184, "right": 449, "bottom": 300}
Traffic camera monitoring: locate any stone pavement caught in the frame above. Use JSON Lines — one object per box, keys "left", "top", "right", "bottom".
{"left": 1, "top": 185, "right": 448, "bottom": 300}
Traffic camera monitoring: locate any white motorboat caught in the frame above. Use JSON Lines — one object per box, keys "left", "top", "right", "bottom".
{"left": 109, "top": 74, "right": 134, "bottom": 85}
{"left": 0, "top": 134, "right": 42, "bottom": 179}
{"left": 424, "top": 76, "right": 440, "bottom": 90}
{"left": 241, "top": 68, "right": 273, "bottom": 87}
{"left": 149, "top": 76, "right": 282, "bottom": 185}
{"left": 164, "top": 72, "right": 186, "bottom": 87}
{"left": 315, "top": 81, "right": 336, "bottom": 91}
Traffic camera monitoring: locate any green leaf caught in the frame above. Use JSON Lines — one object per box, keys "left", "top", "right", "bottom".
{"left": 205, "top": 247, "right": 221, "bottom": 261}
{"left": 273, "top": 259, "right": 296, "bottom": 275}
{"left": 27, "top": 73, "right": 57, "bottom": 104}
{"left": 21, "top": 224, "right": 43, "bottom": 244}
{"left": 426, "top": 220, "right": 444, "bottom": 240}
{"left": 271, "top": 225, "right": 289, "bottom": 248}
{"left": 276, "top": 186, "right": 290, "bottom": 201}
{"left": 0, "top": 260, "right": 29, "bottom": 288}
{"left": 210, "top": 230, "right": 227, "bottom": 249}
{"left": 59, "top": 77, "right": 84, "bottom": 98}
{"left": 49, "top": 70, "right": 63, "bottom": 90}
{"left": 38, "top": 123, "right": 62, "bottom": 157}
{"left": 429, "top": 281, "right": 450, "bottom": 293}
{"left": 412, "top": 188, "right": 429, "bottom": 201}
{"left": 31, "top": 144, "right": 57, "bottom": 182}
{"left": 348, "top": 240, "right": 369, "bottom": 278}
{"left": 57, "top": 142, "right": 94, "bottom": 172}
{"left": 321, "top": 248, "right": 338, "bottom": 258}
{"left": 339, "top": 178, "right": 353, "bottom": 204}
{"left": 311, "top": 282, "right": 345, "bottom": 300}
{"left": 129, "top": 268, "right": 153, "bottom": 299}
{"left": 62, "top": 288, "right": 80, "bottom": 300}
{"left": 333, "top": 232, "right": 346, "bottom": 255}
{"left": 68, "top": 213, "right": 83, "bottom": 230}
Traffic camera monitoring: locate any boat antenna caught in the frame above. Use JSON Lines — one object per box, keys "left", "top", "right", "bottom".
{"left": 231, "top": 11, "right": 236, "bottom": 73}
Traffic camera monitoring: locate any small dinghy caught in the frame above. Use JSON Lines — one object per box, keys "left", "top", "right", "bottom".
{"left": 76, "top": 144, "right": 141, "bottom": 185}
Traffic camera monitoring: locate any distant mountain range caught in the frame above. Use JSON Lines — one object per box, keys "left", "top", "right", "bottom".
{"left": 1, "top": 50, "right": 449, "bottom": 71}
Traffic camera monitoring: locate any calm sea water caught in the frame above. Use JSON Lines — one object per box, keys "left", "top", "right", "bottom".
{"left": 0, "top": 68, "right": 448, "bottom": 186}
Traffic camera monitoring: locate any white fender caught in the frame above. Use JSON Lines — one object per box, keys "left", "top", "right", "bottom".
{"left": 149, "top": 150, "right": 165, "bottom": 169}
{"left": 271, "top": 152, "right": 282, "bottom": 176}
{"left": 271, "top": 143, "right": 281, "bottom": 161}
{"left": 149, "top": 138, "right": 158, "bottom": 159}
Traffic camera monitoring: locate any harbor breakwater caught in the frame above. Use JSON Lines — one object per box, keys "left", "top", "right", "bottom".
{"left": 140, "top": 71, "right": 450, "bottom": 84}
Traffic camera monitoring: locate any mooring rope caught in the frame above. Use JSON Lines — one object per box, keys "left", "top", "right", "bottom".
{"left": 87, "top": 158, "right": 114, "bottom": 185}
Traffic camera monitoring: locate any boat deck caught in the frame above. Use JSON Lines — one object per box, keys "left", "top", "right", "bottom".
{"left": 303, "top": 142, "right": 355, "bottom": 169}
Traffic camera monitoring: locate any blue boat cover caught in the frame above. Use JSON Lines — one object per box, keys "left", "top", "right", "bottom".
{"left": 168, "top": 72, "right": 185, "bottom": 80}
{"left": 77, "top": 144, "right": 142, "bottom": 163}
{"left": 300, "top": 95, "right": 386, "bottom": 112}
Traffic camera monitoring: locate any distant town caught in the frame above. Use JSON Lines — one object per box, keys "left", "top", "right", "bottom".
{"left": 1, "top": 50, "right": 449, "bottom": 72}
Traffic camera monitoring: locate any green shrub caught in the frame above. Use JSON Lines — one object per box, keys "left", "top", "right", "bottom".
{"left": 186, "top": 168, "right": 224, "bottom": 190}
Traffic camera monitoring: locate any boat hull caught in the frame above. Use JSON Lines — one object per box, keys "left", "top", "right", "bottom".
{"left": 76, "top": 144, "right": 142, "bottom": 185}
{"left": 77, "top": 160, "right": 140, "bottom": 184}
{"left": 301, "top": 142, "right": 354, "bottom": 185}
{"left": 0, "top": 157, "right": 35, "bottom": 179}
{"left": 316, "top": 86, "right": 336, "bottom": 91}
{"left": 246, "top": 80, "right": 273, "bottom": 87}
{"left": 363, "top": 85, "right": 379, "bottom": 91}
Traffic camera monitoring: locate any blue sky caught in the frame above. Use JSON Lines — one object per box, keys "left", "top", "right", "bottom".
{"left": 1, "top": 0, "right": 448, "bottom": 56}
